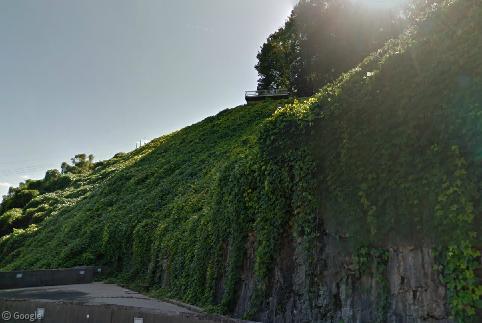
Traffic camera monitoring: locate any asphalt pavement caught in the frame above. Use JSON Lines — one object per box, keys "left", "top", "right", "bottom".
{"left": 0, "top": 282, "right": 193, "bottom": 315}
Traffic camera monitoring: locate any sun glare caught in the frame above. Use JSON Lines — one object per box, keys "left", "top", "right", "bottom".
{"left": 352, "top": 0, "right": 408, "bottom": 10}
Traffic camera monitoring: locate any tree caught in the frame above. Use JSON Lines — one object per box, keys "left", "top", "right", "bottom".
{"left": 255, "top": 0, "right": 407, "bottom": 96}
{"left": 61, "top": 154, "right": 95, "bottom": 174}
{"left": 255, "top": 17, "right": 300, "bottom": 92}
{"left": 44, "top": 169, "right": 61, "bottom": 182}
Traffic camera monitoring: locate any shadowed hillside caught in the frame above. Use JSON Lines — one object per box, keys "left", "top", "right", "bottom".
{"left": 1, "top": 0, "right": 481, "bottom": 322}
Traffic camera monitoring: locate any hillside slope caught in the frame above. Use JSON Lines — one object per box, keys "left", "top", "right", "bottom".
{"left": 1, "top": 0, "right": 481, "bottom": 322}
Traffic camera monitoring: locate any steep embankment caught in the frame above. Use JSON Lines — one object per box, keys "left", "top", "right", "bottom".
{"left": 1, "top": 0, "right": 481, "bottom": 322}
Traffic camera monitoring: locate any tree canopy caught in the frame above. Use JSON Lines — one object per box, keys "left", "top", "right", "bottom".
{"left": 255, "top": 0, "right": 436, "bottom": 96}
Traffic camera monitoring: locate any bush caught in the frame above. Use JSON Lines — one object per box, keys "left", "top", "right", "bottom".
{"left": 0, "top": 209, "right": 24, "bottom": 236}
{"left": 0, "top": 189, "right": 40, "bottom": 213}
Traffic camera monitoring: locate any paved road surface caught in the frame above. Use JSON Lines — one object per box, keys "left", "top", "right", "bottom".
{"left": 0, "top": 283, "right": 193, "bottom": 315}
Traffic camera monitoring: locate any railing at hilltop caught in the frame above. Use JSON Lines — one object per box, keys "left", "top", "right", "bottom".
{"left": 245, "top": 89, "right": 290, "bottom": 102}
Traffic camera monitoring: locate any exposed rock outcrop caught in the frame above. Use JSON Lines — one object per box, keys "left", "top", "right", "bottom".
{"left": 231, "top": 233, "right": 452, "bottom": 323}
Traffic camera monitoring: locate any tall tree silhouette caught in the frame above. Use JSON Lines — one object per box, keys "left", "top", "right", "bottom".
{"left": 256, "top": 0, "right": 407, "bottom": 96}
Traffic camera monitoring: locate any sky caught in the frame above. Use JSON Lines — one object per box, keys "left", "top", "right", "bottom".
{"left": 0, "top": 0, "right": 297, "bottom": 197}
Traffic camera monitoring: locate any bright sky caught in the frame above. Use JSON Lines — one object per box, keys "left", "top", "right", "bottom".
{"left": 0, "top": 0, "right": 297, "bottom": 197}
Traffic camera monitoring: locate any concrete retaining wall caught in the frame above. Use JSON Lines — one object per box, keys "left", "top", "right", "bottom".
{"left": 0, "top": 267, "right": 102, "bottom": 290}
{"left": 0, "top": 299, "right": 247, "bottom": 323}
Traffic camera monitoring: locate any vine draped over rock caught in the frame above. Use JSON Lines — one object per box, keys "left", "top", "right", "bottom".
{"left": 0, "top": 0, "right": 480, "bottom": 321}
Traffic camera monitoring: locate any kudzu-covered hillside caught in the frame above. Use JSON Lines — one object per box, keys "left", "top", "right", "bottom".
{"left": 0, "top": 0, "right": 481, "bottom": 321}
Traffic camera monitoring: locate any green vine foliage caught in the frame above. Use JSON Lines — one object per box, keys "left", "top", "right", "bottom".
{"left": 0, "top": 1, "right": 480, "bottom": 322}
{"left": 438, "top": 242, "right": 482, "bottom": 322}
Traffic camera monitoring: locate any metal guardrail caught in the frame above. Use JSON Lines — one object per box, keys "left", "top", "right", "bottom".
{"left": 245, "top": 89, "right": 290, "bottom": 97}
{"left": 245, "top": 89, "right": 290, "bottom": 102}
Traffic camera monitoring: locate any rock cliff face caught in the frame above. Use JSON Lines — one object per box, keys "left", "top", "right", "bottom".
{"left": 229, "top": 232, "right": 452, "bottom": 323}
{"left": 388, "top": 248, "right": 448, "bottom": 322}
